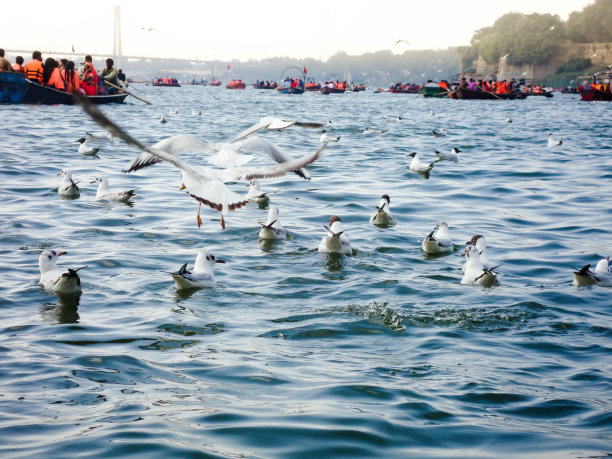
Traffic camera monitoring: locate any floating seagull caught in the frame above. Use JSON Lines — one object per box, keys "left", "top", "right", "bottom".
{"left": 463, "top": 235, "right": 494, "bottom": 273}
{"left": 159, "top": 116, "right": 167, "bottom": 124}
{"left": 168, "top": 109, "right": 178, "bottom": 115}
{"left": 169, "top": 250, "right": 225, "bottom": 290}
{"left": 461, "top": 246, "right": 498, "bottom": 286}
{"left": 573, "top": 257, "right": 612, "bottom": 287}
{"left": 506, "top": 117, "right": 512, "bottom": 123}
{"left": 407, "top": 152, "right": 434, "bottom": 173}
{"left": 191, "top": 109, "right": 201, "bottom": 116}
{"left": 74, "top": 95, "right": 326, "bottom": 229}
{"left": 370, "top": 194, "right": 396, "bottom": 227}
{"left": 384, "top": 116, "right": 402, "bottom": 122}
{"left": 76, "top": 137, "right": 99, "bottom": 156}
{"left": 429, "top": 110, "right": 435, "bottom": 116}
{"left": 318, "top": 216, "right": 352, "bottom": 255}
{"left": 259, "top": 206, "right": 286, "bottom": 240}
{"left": 91, "top": 176, "right": 135, "bottom": 202}
{"left": 422, "top": 221, "right": 454, "bottom": 254}
{"left": 246, "top": 180, "right": 270, "bottom": 205}
{"left": 432, "top": 129, "right": 446, "bottom": 137}
{"left": 231, "top": 116, "right": 326, "bottom": 143}
{"left": 363, "top": 127, "right": 388, "bottom": 135}
{"left": 57, "top": 169, "right": 80, "bottom": 197}
{"left": 434, "top": 147, "right": 460, "bottom": 162}
{"left": 320, "top": 130, "right": 340, "bottom": 143}
{"left": 39, "top": 250, "right": 86, "bottom": 294}
{"left": 123, "top": 134, "right": 312, "bottom": 180}
{"left": 548, "top": 133, "right": 563, "bottom": 147}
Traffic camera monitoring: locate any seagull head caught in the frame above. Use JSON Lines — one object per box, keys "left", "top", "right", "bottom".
{"left": 407, "top": 152, "right": 417, "bottom": 158}
{"left": 76, "top": 138, "right": 86, "bottom": 144}
{"left": 58, "top": 169, "right": 72, "bottom": 177}
{"left": 434, "top": 221, "right": 448, "bottom": 231}
{"left": 39, "top": 249, "right": 67, "bottom": 272}
{"left": 195, "top": 250, "right": 225, "bottom": 271}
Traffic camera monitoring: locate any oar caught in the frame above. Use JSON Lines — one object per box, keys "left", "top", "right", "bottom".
{"left": 104, "top": 80, "right": 152, "bottom": 105}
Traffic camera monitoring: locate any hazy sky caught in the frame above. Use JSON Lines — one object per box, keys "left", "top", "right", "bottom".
{"left": 3, "top": 0, "right": 593, "bottom": 61}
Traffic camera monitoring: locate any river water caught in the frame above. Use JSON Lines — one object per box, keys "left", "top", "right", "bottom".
{"left": 0, "top": 86, "right": 610, "bottom": 458}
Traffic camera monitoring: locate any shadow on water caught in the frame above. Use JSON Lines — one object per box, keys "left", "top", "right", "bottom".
{"left": 38, "top": 292, "right": 81, "bottom": 324}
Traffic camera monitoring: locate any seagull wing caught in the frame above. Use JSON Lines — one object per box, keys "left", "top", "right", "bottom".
{"left": 229, "top": 120, "right": 271, "bottom": 143}
{"left": 123, "top": 134, "right": 212, "bottom": 173}
{"left": 234, "top": 136, "right": 311, "bottom": 179}
{"left": 74, "top": 95, "right": 249, "bottom": 215}
{"left": 217, "top": 143, "right": 327, "bottom": 182}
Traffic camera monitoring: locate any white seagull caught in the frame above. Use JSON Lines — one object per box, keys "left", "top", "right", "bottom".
{"left": 434, "top": 147, "right": 460, "bottom": 162}
{"left": 76, "top": 137, "right": 99, "bottom": 156}
{"left": 230, "top": 116, "right": 326, "bottom": 143}
{"left": 548, "top": 133, "right": 563, "bottom": 147}
{"left": 463, "top": 235, "right": 494, "bottom": 273}
{"left": 259, "top": 206, "right": 287, "bottom": 240}
{"left": 91, "top": 176, "right": 136, "bottom": 202}
{"left": 169, "top": 250, "right": 225, "bottom": 290}
{"left": 422, "top": 221, "right": 454, "bottom": 254}
{"left": 246, "top": 180, "right": 270, "bottom": 205}
{"left": 573, "top": 257, "right": 612, "bottom": 287}
{"left": 370, "top": 194, "right": 397, "bottom": 227}
{"left": 159, "top": 116, "right": 167, "bottom": 124}
{"left": 320, "top": 130, "right": 340, "bottom": 143}
{"left": 384, "top": 116, "right": 402, "bottom": 122}
{"left": 461, "top": 246, "right": 498, "bottom": 286}
{"left": 39, "top": 250, "right": 86, "bottom": 294}
{"left": 57, "top": 169, "right": 80, "bottom": 197}
{"left": 363, "top": 127, "right": 388, "bottom": 135}
{"left": 318, "top": 216, "right": 352, "bottom": 255}
{"left": 407, "top": 152, "right": 434, "bottom": 173}
{"left": 432, "top": 129, "right": 446, "bottom": 137}
{"left": 75, "top": 96, "right": 326, "bottom": 229}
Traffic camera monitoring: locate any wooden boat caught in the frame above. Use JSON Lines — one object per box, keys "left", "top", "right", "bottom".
{"left": 451, "top": 87, "right": 526, "bottom": 100}
{"left": 320, "top": 86, "right": 345, "bottom": 94}
{"left": 226, "top": 81, "right": 246, "bottom": 90}
{"left": 305, "top": 82, "right": 321, "bottom": 91}
{"left": 390, "top": 84, "right": 420, "bottom": 94}
{"left": 276, "top": 86, "right": 304, "bottom": 94}
{"left": 0, "top": 72, "right": 128, "bottom": 105}
{"left": 205, "top": 78, "right": 222, "bottom": 86}
{"left": 580, "top": 86, "right": 612, "bottom": 101}
{"left": 526, "top": 90, "right": 553, "bottom": 98}
{"left": 253, "top": 82, "right": 277, "bottom": 89}
{"left": 420, "top": 86, "right": 450, "bottom": 98}
{"left": 152, "top": 78, "right": 181, "bottom": 87}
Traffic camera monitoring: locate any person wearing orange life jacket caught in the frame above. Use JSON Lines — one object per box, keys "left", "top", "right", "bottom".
{"left": 12, "top": 56, "right": 25, "bottom": 73}
{"left": 60, "top": 61, "right": 80, "bottom": 93}
{"left": 24, "top": 51, "right": 44, "bottom": 83}
{"left": 80, "top": 55, "right": 98, "bottom": 95}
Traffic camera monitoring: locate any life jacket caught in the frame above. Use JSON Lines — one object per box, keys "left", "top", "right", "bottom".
{"left": 12, "top": 63, "right": 25, "bottom": 73}
{"left": 24, "top": 59, "right": 44, "bottom": 83}
{"left": 46, "top": 68, "right": 64, "bottom": 90}
{"left": 60, "top": 69, "right": 80, "bottom": 93}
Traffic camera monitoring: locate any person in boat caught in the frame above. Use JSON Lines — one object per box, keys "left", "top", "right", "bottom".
{"left": 12, "top": 55, "right": 25, "bottom": 73}
{"left": 24, "top": 51, "right": 44, "bottom": 83}
{"left": 0, "top": 49, "right": 12, "bottom": 72}
{"left": 117, "top": 69, "right": 126, "bottom": 83}
{"left": 459, "top": 78, "right": 468, "bottom": 89}
{"left": 99, "top": 58, "right": 119, "bottom": 94}
{"left": 42, "top": 57, "right": 58, "bottom": 85}
{"left": 468, "top": 78, "right": 477, "bottom": 91}
{"left": 80, "top": 55, "right": 99, "bottom": 95}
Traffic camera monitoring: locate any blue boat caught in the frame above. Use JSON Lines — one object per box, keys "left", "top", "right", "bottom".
{"left": 0, "top": 72, "right": 128, "bottom": 105}
{"left": 276, "top": 86, "right": 304, "bottom": 94}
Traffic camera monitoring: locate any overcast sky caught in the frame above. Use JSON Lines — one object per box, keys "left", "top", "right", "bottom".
{"left": 2, "top": 0, "right": 593, "bottom": 61}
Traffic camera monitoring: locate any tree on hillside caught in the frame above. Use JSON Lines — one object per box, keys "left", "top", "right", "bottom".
{"left": 566, "top": 0, "right": 612, "bottom": 43}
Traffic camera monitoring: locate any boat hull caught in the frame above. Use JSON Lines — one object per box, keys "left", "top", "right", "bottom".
{"left": 452, "top": 87, "right": 526, "bottom": 100}
{"left": 420, "top": 86, "right": 449, "bottom": 98}
{"left": 580, "top": 88, "right": 612, "bottom": 101}
{"left": 320, "top": 87, "right": 345, "bottom": 94}
{"left": 152, "top": 83, "right": 181, "bottom": 87}
{"left": 0, "top": 72, "right": 128, "bottom": 105}
{"left": 276, "top": 87, "right": 304, "bottom": 94}
{"left": 226, "top": 83, "right": 246, "bottom": 90}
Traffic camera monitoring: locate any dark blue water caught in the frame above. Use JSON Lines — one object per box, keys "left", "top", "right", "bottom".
{"left": 0, "top": 87, "right": 611, "bottom": 458}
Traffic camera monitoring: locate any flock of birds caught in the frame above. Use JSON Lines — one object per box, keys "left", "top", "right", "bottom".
{"left": 37, "top": 97, "right": 610, "bottom": 297}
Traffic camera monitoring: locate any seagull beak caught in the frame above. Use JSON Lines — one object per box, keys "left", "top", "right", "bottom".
{"left": 179, "top": 183, "right": 186, "bottom": 190}
{"left": 90, "top": 180, "right": 96, "bottom": 184}
{"left": 58, "top": 251, "right": 67, "bottom": 256}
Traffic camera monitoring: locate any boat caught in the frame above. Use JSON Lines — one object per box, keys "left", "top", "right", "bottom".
{"left": 253, "top": 81, "right": 277, "bottom": 89}
{"left": 580, "top": 86, "right": 612, "bottom": 101}
{"left": 152, "top": 77, "right": 180, "bottom": 87}
{"left": 526, "top": 90, "right": 554, "bottom": 98}
{"left": 451, "top": 87, "right": 526, "bottom": 100}
{"left": 420, "top": 85, "right": 450, "bottom": 98}
{"left": 206, "top": 78, "right": 222, "bottom": 86}
{"left": 0, "top": 71, "right": 128, "bottom": 105}
{"left": 320, "top": 86, "right": 346, "bottom": 94}
{"left": 390, "top": 83, "right": 421, "bottom": 94}
{"left": 305, "top": 82, "right": 321, "bottom": 91}
{"left": 276, "top": 86, "right": 304, "bottom": 94}
{"left": 226, "top": 80, "right": 246, "bottom": 90}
